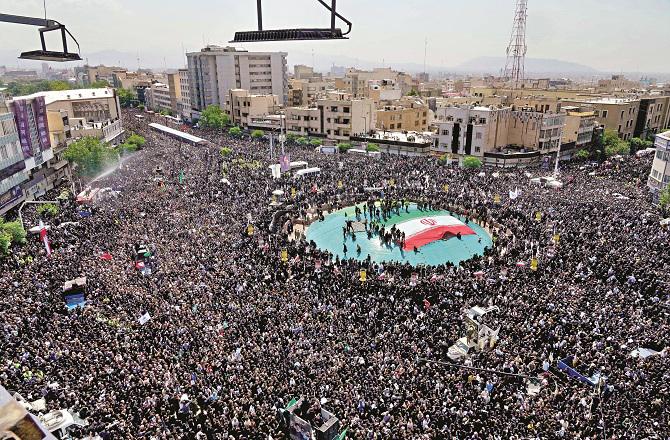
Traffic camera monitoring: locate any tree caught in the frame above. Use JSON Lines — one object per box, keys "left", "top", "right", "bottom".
{"left": 90, "top": 80, "right": 110, "bottom": 88}
{"left": 366, "top": 143, "right": 380, "bottom": 152}
{"left": 220, "top": 147, "right": 232, "bottom": 157}
{"left": 117, "top": 142, "right": 138, "bottom": 155}
{"left": 660, "top": 186, "right": 670, "bottom": 214}
{"left": 438, "top": 153, "right": 449, "bottom": 165}
{"left": 1, "top": 220, "right": 26, "bottom": 245}
{"left": 463, "top": 156, "right": 483, "bottom": 168}
{"left": 337, "top": 142, "right": 353, "bottom": 153}
{"left": 228, "top": 126, "right": 242, "bottom": 137}
{"left": 296, "top": 137, "right": 309, "bottom": 146}
{"left": 37, "top": 203, "right": 59, "bottom": 218}
{"left": 0, "top": 231, "right": 10, "bottom": 255}
{"left": 309, "top": 138, "right": 323, "bottom": 147}
{"left": 602, "top": 129, "right": 630, "bottom": 157}
{"left": 117, "top": 87, "right": 136, "bottom": 108}
{"left": 251, "top": 130, "right": 264, "bottom": 139}
{"left": 64, "top": 137, "right": 118, "bottom": 177}
{"left": 629, "top": 137, "right": 653, "bottom": 154}
{"left": 407, "top": 89, "right": 419, "bottom": 96}
{"left": 49, "top": 80, "right": 71, "bottom": 91}
{"left": 575, "top": 149, "right": 590, "bottom": 160}
{"left": 126, "top": 133, "right": 146, "bottom": 148}
{"left": 200, "top": 105, "right": 229, "bottom": 129}
{"left": 286, "top": 133, "right": 298, "bottom": 143}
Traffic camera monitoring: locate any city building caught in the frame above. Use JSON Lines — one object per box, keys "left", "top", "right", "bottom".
{"left": 224, "top": 89, "right": 278, "bottom": 128}
{"left": 285, "top": 92, "right": 376, "bottom": 141}
{"left": 294, "top": 65, "right": 321, "bottom": 80}
{"left": 145, "top": 82, "right": 173, "bottom": 114}
{"left": 351, "top": 131, "right": 434, "bottom": 156}
{"left": 634, "top": 96, "right": 670, "bottom": 140}
{"left": 178, "top": 69, "right": 191, "bottom": 121}
{"left": 562, "top": 97, "right": 640, "bottom": 140}
{"left": 166, "top": 72, "right": 183, "bottom": 115}
{"left": 288, "top": 78, "right": 332, "bottom": 107}
{"left": 76, "top": 65, "right": 126, "bottom": 86}
{"left": 187, "top": 45, "right": 288, "bottom": 116}
{"left": 0, "top": 98, "right": 28, "bottom": 215}
{"left": 562, "top": 106, "right": 597, "bottom": 151}
{"left": 434, "top": 104, "right": 565, "bottom": 167}
{"left": 368, "top": 80, "right": 402, "bottom": 103}
{"left": 648, "top": 130, "right": 670, "bottom": 196}
{"left": 376, "top": 98, "right": 429, "bottom": 132}
{"left": 597, "top": 75, "right": 640, "bottom": 93}
{"left": 10, "top": 88, "right": 123, "bottom": 146}
{"left": 7, "top": 95, "right": 55, "bottom": 202}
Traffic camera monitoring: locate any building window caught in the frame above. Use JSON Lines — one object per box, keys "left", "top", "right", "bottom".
{"left": 343, "top": 107, "right": 350, "bottom": 113}
{"left": 442, "top": 129, "right": 449, "bottom": 136}
{"left": 602, "top": 110, "right": 608, "bottom": 118}
{"left": 390, "top": 124, "right": 395, "bottom": 129}
{"left": 476, "top": 132, "right": 482, "bottom": 140}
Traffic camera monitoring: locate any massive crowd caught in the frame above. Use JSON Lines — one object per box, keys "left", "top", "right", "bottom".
{"left": 1, "top": 110, "right": 669, "bottom": 439}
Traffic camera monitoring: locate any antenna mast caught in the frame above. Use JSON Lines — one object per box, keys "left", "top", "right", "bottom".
{"left": 503, "top": 0, "right": 528, "bottom": 87}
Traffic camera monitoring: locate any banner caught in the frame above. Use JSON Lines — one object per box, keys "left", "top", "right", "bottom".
{"left": 281, "top": 249, "right": 288, "bottom": 262}
{"left": 535, "top": 211, "right": 542, "bottom": 222}
{"left": 32, "top": 96, "right": 51, "bottom": 152}
{"left": 494, "top": 194, "right": 501, "bottom": 204}
{"left": 280, "top": 154, "right": 291, "bottom": 172}
{"left": 246, "top": 225, "right": 254, "bottom": 236}
{"left": 530, "top": 258, "right": 538, "bottom": 271}
{"left": 139, "top": 312, "right": 151, "bottom": 325}
{"left": 359, "top": 269, "right": 366, "bottom": 282}
{"left": 10, "top": 100, "right": 34, "bottom": 159}
{"left": 39, "top": 221, "right": 51, "bottom": 257}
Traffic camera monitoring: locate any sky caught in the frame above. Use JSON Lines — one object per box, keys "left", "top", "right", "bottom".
{"left": 1, "top": 0, "right": 670, "bottom": 73}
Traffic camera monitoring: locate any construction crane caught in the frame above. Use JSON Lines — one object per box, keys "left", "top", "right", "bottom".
{"left": 230, "top": 0, "right": 351, "bottom": 43}
{"left": 0, "top": 13, "right": 81, "bottom": 62}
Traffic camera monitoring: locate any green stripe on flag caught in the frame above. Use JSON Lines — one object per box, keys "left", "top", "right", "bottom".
{"left": 286, "top": 397, "right": 298, "bottom": 410}
{"left": 336, "top": 428, "right": 348, "bottom": 440}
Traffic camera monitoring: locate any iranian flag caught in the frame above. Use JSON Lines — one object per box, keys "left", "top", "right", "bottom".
{"left": 396, "top": 215, "right": 476, "bottom": 251}
{"left": 39, "top": 221, "right": 52, "bottom": 257}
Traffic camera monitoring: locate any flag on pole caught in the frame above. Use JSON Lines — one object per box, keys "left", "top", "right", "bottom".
{"left": 336, "top": 428, "right": 348, "bottom": 440}
{"left": 39, "top": 221, "right": 51, "bottom": 257}
{"left": 100, "top": 252, "right": 112, "bottom": 261}
{"left": 285, "top": 397, "right": 299, "bottom": 410}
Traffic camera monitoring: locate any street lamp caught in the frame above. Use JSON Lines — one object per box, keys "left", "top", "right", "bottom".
{"left": 362, "top": 115, "right": 367, "bottom": 136}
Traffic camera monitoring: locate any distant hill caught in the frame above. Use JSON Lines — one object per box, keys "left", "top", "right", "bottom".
{"left": 454, "top": 56, "right": 600, "bottom": 75}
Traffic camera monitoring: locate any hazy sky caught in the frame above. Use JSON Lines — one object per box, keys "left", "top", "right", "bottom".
{"left": 2, "top": 0, "right": 669, "bottom": 72}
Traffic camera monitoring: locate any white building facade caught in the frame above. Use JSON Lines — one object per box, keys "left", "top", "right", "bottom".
{"left": 187, "top": 45, "right": 288, "bottom": 115}
{"left": 648, "top": 131, "right": 670, "bottom": 195}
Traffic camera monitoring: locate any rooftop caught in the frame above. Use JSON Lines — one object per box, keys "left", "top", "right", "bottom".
{"left": 9, "top": 88, "right": 115, "bottom": 105}
{"left": 363, "top": 130, "right": 434, "bottom": 144}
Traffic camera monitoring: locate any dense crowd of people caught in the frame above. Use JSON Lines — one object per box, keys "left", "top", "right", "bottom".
{"left": 1, "top": 110, "right": 669, "bottom": 439}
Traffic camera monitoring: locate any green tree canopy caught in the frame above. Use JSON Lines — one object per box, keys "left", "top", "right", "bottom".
{"left": 90, "top": 80, "right": 110, "bottom": 88}
{"left": 603, "top": 130, "right": 630, "bottom": 157}
{"left": 629, "top": 137, "right": 653, "bottom": 153}
{"left": 200, "top": 105, "right": 229, "bottom": 129}
{"left": 463, "top": 155, "right": 483, "bottom": 168}
{"left": 296, "top": 137, "right": 309, "bottom": 146}
{"left": 366, "top": 143, "right": 380, "bottom": 152}
{"left": 309, "top": 138, "right": 323, "bottom": 147}
{"left": 660, "top": 186, "right": 670, "bottom": 214}
{"left": 116, "top": 88, "right": 136, "bottom": 108}
{"left": 220, "top": 147, "right": 232, "bottom": 157}
{"left": 0, "top": 218, "right": 27, "bottom": 256}
{"left": 126, "top": 133, "right": 146, "bottom": 148}
{"left": 251, "top": 130, "right": 264, "bottom": 139}
{"left": 64, "top": 137, "right": 118, "bottom": 177}
{"left": 37, "top": 203, "right": 59, "bottom": 218}
{"left": 575, "top": 149, "right": 590, "bottom": 160}
{"left": 337, "top": 142, "right": 353, "bottom": 153}
{"left": 228, "top": 126, "right": 242, "bottom": 137}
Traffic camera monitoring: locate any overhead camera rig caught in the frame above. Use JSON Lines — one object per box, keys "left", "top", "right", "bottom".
{"left": 230, "top": 0, "right": 351, "bottom": 43}
{"left": 0, "top": 13, "right": 81, "bottom": 62}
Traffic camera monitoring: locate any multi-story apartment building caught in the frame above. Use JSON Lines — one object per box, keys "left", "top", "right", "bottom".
{"left": 597, "top": 75, "right": 640, "bottom": 93}
{"left": 294, "top": 65, "right": 320, "bottom": 80}
{"left": 224, "top": 89, "right": 278, "bottom": 128}
{"left": 562, "top": 98, "right": 640, "bottom": 140}
{"left": 376, "top": 98, "right": 429, "bottom": 132}
{"left": 145, "top": 82, "right": 173, "bottom": 114}
{"left": 178, "top": 69, "right": 191, "bottom": 121}
{"left": 75, "top": 65, "right": 126, "bottom": 86}
{"left": 0, "top": 99, "right": 28, "bottom": 215}
{"left": 166, "top": 72, "right": 183, "bottom": 115}
{"left": 7, "top": 95, "right": 55, "bottom": 202}
{"left": 434, "top": 105, "right": 565, "bottom": 166}
{"left": 634, "top": 96, "right": 670, "bottom": 139}
{"left": 648, "top": 130, "right": 670, "bottom": 196}
{"left": 288, "top": 78, "right": 332, "bottom": 107}
{"left": 187, "top": 45, "right": 288, "bottom": 115}
{"left": 563, "top": 107, "right": 597, "bottom": 149}
{"left": 285, "top": 93, "right": 376, "bottom": 141}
